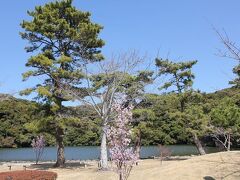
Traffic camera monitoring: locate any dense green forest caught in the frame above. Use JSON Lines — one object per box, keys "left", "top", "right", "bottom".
{"left": 0, "top": 87, "right": 239, "bottom": 148}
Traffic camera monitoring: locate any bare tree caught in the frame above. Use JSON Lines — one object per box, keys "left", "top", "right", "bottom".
{"left": 216, "top": 29, "right": 240, "bottom": 61}
{"left": 60, "top": 51, "right": 152, "bottom": 170}
{"left": 158, "top": 144, "right": 172, "bottom": 165}
{"left": 211, "top": 127, "right": 232, "bottom": 151}
{"left": 215, "top": 28, "right": 240, "bottom": 87}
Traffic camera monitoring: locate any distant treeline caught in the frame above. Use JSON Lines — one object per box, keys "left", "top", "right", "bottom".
{"left": 0, "top": 87, "right": 239, "bottom": 148}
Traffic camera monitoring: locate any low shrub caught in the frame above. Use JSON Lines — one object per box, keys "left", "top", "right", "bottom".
{"left": 0, "top": 170, "right": 57, "bottom": 180}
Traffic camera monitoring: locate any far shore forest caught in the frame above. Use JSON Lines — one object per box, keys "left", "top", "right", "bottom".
{"left": 0, "top": 87, "right": 239, "bottom": 148}
{"left": 0, "top": 0, "right": 239, "bottom": 169}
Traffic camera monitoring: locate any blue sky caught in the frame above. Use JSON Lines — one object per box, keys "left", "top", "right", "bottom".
{"left": 0, "top": 0, "right": 239, "bottom": 99}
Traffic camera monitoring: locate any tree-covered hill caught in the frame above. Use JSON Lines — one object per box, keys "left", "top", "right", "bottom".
{"left": 0, "top": 94, "right": 41, "bottom": 147}
{"left": 0, "top": 87, "right": 239, "bottom": 148}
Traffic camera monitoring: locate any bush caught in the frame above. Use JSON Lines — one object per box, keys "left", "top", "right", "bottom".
{"left": 158, "top": 144, "right": 172, "bottom": 164}
{"left": 0, "top": 170, "right": 57, "bottom": 180}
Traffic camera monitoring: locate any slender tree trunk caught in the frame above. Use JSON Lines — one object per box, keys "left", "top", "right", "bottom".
{"left": 134, "top": 129, "right": 141, "bottom": 161}
{"left": 55, "top": 127, "right": 65, "bottom": 167}
{"left": 134, "top": 144, "right": 141, "bottom": 162}
{"left": 227, "top": 133, "right": 231, "bottom": 151}
{"left": 100, "top": 126, "right": 108, "bottom": 170}
{"left": 180, "top": 99, "right": 184, "bottom": 112}
{"left": 119, "top": 172, "right": 123, "bottom": 180}
{"left": 193, "top": 132, "right": 206, "bottom": 155}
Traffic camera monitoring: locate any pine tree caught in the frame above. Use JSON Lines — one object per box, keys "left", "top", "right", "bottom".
{"left": 155, "top": 58, "right": 197, "bottom": 111}
{"left": 155, "top": 58, "right": 206, "bottom": 155}
{"left": 20, "top": 0, "right": 104, "bottom": 167}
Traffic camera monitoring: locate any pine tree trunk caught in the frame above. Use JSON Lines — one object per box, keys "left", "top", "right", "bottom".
{"left": 193, "top": 132, "right": 206, "bottom": 155}
{"left": 100, "top": 127, "right": 108, "bottom": 170}
{"left": 180, "top": 99, "right": 184, "bottom": 112}
{"left": 135, "top": 145, "right": 141, "bottom": 160}
{"left": 55, "top": 127, "right": 65, "bottom": 167}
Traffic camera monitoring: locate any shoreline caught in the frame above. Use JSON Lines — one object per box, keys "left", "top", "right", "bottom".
{"left": 1, "top": 152, "right": 239, "bottom": 180}
{"left": 0, "top": 155, "right": 194, "bottom": 164}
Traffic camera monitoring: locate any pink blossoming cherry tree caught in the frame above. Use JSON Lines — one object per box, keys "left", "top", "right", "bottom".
{"left": 31, "top": 135, "right": 45, "bottom": 164}
{"left": 107, "top": 102, "right": 138, "bottom": 180}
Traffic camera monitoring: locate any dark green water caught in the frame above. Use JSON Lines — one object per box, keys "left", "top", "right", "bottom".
{"left": 0, "top": 145, "right": 219, "bottom": 162}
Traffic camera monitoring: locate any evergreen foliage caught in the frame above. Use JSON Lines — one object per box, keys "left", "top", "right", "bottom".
{"left": 20, "top": 0, "right": 104, "bottom": 166}
{"left": 1, "top": 87, "right": 239, "bottom": 148}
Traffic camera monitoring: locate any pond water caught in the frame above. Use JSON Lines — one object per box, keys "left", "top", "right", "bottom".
{"left": 0, "top": 145, "right": 219, "bottom": 162}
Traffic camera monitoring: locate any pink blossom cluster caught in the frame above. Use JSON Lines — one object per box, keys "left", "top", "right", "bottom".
{"left": 107, "top": 102, "right": 138, "bottom": 180}
{"left": 31, "top": 135, "right": 45, "bottom": 149}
